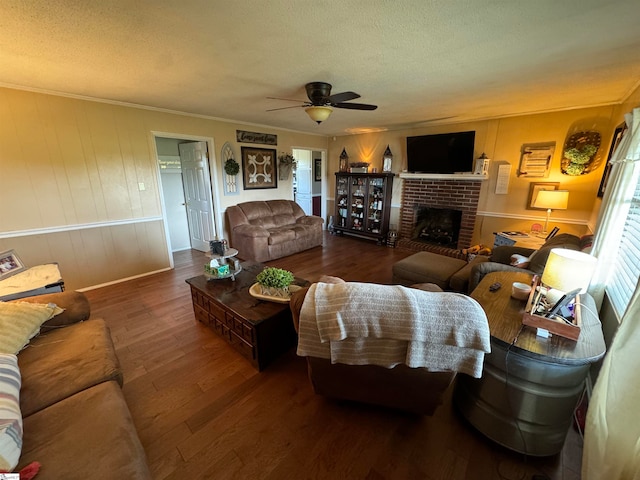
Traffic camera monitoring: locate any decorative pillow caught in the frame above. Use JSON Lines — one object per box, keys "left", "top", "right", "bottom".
{"left": 0, "top": 302, "right": 63, "bottom": 354}
{"left": 510, "top": 254, "right": 531, "bottom": 268}
{"left": 0, "top": 354, "right": 22, "bottom": 471}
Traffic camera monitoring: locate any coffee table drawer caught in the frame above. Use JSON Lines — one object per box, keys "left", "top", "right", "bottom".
{"left": 229, "top": 330, "right": 256, "bottom": 361}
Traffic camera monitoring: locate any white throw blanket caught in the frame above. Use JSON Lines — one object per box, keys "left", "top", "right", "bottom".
{"left": 296, "top": 282, "right": 491, "bottom": 378}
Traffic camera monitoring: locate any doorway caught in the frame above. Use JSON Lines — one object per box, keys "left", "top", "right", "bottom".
{"left": 154, "top": 134, "right": 220, "bottom": 259}
{"left": 292, "top": 148, "right": 326, "bottom": 221}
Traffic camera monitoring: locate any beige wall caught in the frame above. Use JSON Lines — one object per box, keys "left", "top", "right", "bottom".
{"left": 0, "top": 87, "right": 327, "bottom": 290}
{"left": 328, "top": 105, "right": 623, "bottom": 246}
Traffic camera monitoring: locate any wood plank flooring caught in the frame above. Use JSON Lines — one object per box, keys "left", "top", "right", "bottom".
{"left": 84, "top": 233, "right": 583, "bottom": 480}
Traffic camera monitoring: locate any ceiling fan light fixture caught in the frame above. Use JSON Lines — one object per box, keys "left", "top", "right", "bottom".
{"left": 305, "top": 105, "right": 333, "bottom": 124}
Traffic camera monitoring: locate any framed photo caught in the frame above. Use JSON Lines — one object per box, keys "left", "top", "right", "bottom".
{"left": 241, "top": 147, "right": 277, "bottom": 190}
{"left": 527, "top": 182, "right": 559, "bottom": 209}
{"left": 314, "top": 158, "right": 322, "bottom": 181}
{"left": 598, "top": 122, "right": 628, "bottom": 198}
{"left": 0, "top": 250, "right": 26, "bottom": 280}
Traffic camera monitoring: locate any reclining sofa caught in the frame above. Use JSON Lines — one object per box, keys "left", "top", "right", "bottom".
{"left": 226, "top": 200, "right": 323, "bottom": 262}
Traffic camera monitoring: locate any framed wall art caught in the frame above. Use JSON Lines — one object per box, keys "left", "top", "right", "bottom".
{"left": 0, "top": 250, "right": 26, "bottom": 280}
{"left": 527, "top": 182, "right": 559, "bottom": 209}
{"left": 241, "top": 147, "right": 277, "bottom": 190}
{"left": 314, "top": 158, "right": 322, "bottom": 181}
{"left": 598, "top": 122, "right": 628, "bottom": 197}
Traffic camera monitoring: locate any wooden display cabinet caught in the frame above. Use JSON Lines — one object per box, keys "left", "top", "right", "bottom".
{"left": 334, "top": 172, "right": 394, "bottom": 244}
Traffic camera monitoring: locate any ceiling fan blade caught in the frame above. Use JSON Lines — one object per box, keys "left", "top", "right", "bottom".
{"left": 266, "top": 96, "right": 307, "bottom": 103}
{"left": 327, "top": 91, "right": 360, "bottom": 104}
{"left": 333, "top": 102, "right": 378, "bottom": 111}
{"left": 266, "top": 105, "right": 306, "bottom": 112}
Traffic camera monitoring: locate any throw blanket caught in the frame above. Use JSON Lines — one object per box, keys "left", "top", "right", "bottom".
{"left": 296, "top": 282, "right": 491, "bottom": 378}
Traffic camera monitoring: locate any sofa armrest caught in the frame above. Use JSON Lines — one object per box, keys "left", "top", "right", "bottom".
{"left": 469, "top": 261, "right": 534, "bottom": 294}
{"left": 490, "top": 246, "right": 536, "bottom": 265}
{"left": 233, "top": 224, "right": 270, "bottom": 238}
{"left": 296, "top": 215, "right": 323, "bottom": 227}
{"left": 10, "top": 291, "right": 90, "bottom": 329}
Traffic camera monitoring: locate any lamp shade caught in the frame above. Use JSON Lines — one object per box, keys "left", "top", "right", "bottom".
{"left": 305, "top": 106, "right": 333, "bottom": 124}
{"left": 533, "top": 190, "right": 569, "bottom": 210}
{"left": 541, "top": 248, "right": 597, "bottom": 293}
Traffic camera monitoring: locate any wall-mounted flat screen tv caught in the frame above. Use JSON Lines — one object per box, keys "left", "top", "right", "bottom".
{"left": 406, "top": 131, "right": 476, "bottom": 174}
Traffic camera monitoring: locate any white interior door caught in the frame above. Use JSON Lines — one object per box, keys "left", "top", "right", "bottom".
{"left": 179, "top": 141, "right": 215, "bottom": 251}
{"left": 293, "top": 148, "right": 312, "bottom": 215}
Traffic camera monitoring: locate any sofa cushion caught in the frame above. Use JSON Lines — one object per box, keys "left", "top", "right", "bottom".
{"left": 0, "top": 354, "right": 22, "bottom": 471}
{"left": 19, "top": 381, "right": 152, "bottom": 479}
{"left": 267, "top": 227, "right": 297, "bottom": 245}
{"left": 18, "top": 319, "right": 123, "bottom": 417}
{"left": 0, "top": 302, "right": 63, "bottom": 354}
{"left": 10, "top": 291, "right": 91, "bottom": 330}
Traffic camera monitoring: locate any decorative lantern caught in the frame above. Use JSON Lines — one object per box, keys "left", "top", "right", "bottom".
{"left": 474, "top": 152, "right": 490, "bottom": 175}
{"left": 382, "top": 145, "right": 393, "bottom": 172}
{"left": 339, "top": 148, "right": 349, "bottom": 172}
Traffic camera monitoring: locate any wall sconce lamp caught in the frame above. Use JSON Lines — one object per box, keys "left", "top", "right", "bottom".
{"left": 533, "top": 190, "right": 569, "bottom": 233}
{"left": 305, "top": 106, "right": 333, "bottom": 124}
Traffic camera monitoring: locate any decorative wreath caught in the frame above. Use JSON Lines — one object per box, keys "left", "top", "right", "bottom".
{"left": 224, "top": 158, "right": 240, "bottom": 176}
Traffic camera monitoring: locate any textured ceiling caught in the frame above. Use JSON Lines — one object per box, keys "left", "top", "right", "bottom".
{"left": 1, "top": 0, "right": 640, "bottom": 136}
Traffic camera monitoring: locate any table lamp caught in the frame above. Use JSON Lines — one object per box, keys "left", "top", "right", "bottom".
{"left": 541, "top": 248, "right": 597, "bottom": 305}
{"left": 534, "top": 190, "right": 569, "bottom": 233}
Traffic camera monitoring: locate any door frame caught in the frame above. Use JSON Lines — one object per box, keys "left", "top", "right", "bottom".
{"left": 151, "top": 131, "right": 221, "bottom": 268}
{"left": 292, "top": 146, "right": 327, "bottom": 224}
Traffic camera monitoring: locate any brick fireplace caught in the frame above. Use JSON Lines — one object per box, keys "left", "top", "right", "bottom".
{"left": 397, "top": 177, "right": 482, "bottom": 258}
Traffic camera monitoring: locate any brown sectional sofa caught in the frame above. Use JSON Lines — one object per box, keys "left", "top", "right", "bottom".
{"left": 226, "top": 200, "right": 323, "bottom": 262}
{"left": 11, "top": 291, "right": 151, "bottom": 479}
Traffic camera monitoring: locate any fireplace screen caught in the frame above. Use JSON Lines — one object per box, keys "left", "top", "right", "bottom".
{"left": 413, "top": 207, "right": 462, "bottom": 248}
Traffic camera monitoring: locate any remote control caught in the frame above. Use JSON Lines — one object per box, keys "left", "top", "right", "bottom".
{"left": 489, "top": 282, "right": 502, "bottom": 292}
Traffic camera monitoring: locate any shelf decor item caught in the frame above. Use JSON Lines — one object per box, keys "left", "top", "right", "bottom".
{"left": 382, "top": 145, "right": 393, "bottom": 172}
{"left": 561, "top": 131, "right": 601, "bottom": 176}
{"left": 255, "top": 267, "right": 295, "bottom": 298}
{"left": 349, "top": 162, "right": 369, "bottom": 173}
{"left": 339, "top": 148, "right": 349, "bottom": 172}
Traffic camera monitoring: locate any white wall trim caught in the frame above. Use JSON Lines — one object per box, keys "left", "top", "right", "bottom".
{"left": 77, "top": 267, "right": 173, "bottom": 292}
{"left": 0, "top": 216, "right": 164, "bottom": 239}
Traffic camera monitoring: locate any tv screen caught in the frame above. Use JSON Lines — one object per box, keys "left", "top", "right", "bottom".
{"left": 406, "top": 131, "right": 476, "bottom": 174}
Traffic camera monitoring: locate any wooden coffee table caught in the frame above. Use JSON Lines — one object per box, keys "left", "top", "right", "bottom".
{"left": 185, "top": 261, "right": 308, "bottom": 371}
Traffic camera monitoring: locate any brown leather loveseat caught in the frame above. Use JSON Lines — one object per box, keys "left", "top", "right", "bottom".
{"left": 226, "top": 200, "right": 323, "bottom": 262}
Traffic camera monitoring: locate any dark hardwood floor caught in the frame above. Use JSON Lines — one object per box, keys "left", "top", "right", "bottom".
{"left": 84, "top": 233, "right": 583, "bottom": 479}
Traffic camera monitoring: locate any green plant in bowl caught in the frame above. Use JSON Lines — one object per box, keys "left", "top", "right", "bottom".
{"left": 256, "top": 267, "right": 295, "bottom": 298}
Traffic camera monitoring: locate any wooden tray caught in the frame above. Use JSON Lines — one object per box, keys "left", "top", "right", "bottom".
{"left": 248, "top": 283, "right": 303, "bottom": 304}
{"left": 522, "top": 277, "right": 581, "bottom": 341}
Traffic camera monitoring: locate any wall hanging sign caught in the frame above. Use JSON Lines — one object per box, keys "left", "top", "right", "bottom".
{"left": 236, "top": 130, "right": 277, "bottom": 145}
{"left": 561, "top": 131, "right": 601, "bottom": 176}
{"left": 241, "top": 146, "right": 277, "bottom": 189}
{"left": 517, "top": 142, "right": 555, "bottom": 177}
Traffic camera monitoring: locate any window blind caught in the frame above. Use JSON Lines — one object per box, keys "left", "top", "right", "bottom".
{"left": 606, "top": 168, "right": 640, "bottom": 318}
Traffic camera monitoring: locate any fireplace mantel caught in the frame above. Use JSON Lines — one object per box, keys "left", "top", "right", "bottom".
{"left": 399, "top": 172, "right": 488, "bottom": 181}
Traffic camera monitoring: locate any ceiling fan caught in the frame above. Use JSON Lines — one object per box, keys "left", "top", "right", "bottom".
{"left": 267, "top": 82, "right": 377, "bottom": 124}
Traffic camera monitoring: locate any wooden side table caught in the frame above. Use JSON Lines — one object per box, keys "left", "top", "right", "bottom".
{"left": 453, "top": 271, "right": 606, "bottom": 456}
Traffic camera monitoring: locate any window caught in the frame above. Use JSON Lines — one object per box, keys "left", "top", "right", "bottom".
{"left": 605, "top": 162, "right": 640, "bottom": 318}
